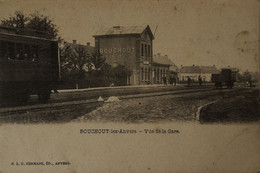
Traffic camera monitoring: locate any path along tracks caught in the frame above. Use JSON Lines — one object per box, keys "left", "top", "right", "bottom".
{"left": 0, "top": 86, "right": 216, "bottom": 116}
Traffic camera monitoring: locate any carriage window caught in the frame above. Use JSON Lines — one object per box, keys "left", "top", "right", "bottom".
{"left": 1, "top": 41, "right": 7, "bottom": 59}
{"left": 1, "top": 41, "right": 39, "bottom": 61}
{"left": 8, "top": 42, "right": 15, "bottom": 59}
{"left": 1, "top": 41, "right": 15, "bottom": 60}
{"left": 31, "top": 45, "right": 39, "bottom": 62}
{"left": 16, "top": 43, "right": 24, "bottom": 60}
{"left": 24, "top": 44, "right": 30, "bottom": 60}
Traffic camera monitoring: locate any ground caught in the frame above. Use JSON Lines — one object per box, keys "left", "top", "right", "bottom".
{"left": 1, "top": 86, "right": 259, "bottom": 124}
{"left": 78, "top": 88, "right": 260, "bottom": 123}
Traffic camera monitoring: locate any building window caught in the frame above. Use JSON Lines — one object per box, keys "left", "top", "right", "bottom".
{"left": 141, "top": 44, "right": 144, "bottom": 56}
{"left": 154, "top": 68, "right": 156, "bottom": 80}
{"left": 157, "top": 68, "right": 159, "bottom": 82}
{"left": 142, "top": 67, "right": 144, "bottom": 81}
{"left": 145, "top": 44, "right": 147, "bottom": 57}
{"left": 160, "top": 69, "right": 163, "bottom": 82}
{"left": 148, "top": 45, "right": 150, "bottom": 57}
{"left": 144, "top": 68, "right": 146, "bottom": 81}
{"left": 148, "top": 67, "right": 150, "bottom": 81}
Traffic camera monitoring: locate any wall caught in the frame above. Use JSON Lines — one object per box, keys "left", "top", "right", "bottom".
{"left": 96, "top": 36, "right": 139, "bottom": 85}
{"left": 97, "top": 36, "right": 138, "bottom": 70}
{"left": 179, "top": 73, "right": 212, "bottom": 82}
{"left": 139, "top": 30, "right": 153, "bottom": 84}
{"left": 94, "top": 30, "right": 153, "bottom": 85}
{"left": 152, "top": 65, "right": 169, "bottom": 84}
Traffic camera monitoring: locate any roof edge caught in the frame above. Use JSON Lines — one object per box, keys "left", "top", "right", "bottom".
{"left": 93, "top": 33, "right": 141, "bottom": 38}
{"left": 142, "top": 25, "right": 154, "bottom": 40}
{"left": 93, "top": 25, "right": 155, "bottom": 39}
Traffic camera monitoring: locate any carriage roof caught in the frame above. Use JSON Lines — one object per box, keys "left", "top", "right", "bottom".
{"left": 0, "top": 26, "right": 57, "bottom": 42}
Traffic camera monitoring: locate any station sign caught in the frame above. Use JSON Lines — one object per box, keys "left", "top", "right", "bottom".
{"left": 143, "top": 61, "right": 149, "bottom": 65}
{"left": 100, "top": 47, "right": 135, "bottom": 54}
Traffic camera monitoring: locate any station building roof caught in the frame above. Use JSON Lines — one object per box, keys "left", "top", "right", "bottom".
{"left": 153, "top": 54, "right": 174, "bottom": 66}
{"left": 93, "top": 25, "right": 154, "bottom": 39}
{"left": 180, "top": 65, "right": 220, "bottom": 74}
{"left": 153, "top": 53, "right": 179, "bottom": 72}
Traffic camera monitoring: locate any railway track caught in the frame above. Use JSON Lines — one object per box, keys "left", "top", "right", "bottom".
{"left": 0, "top": 87, "right": 216, "bottom": 116}
{"left": 1, "top": 85, "right": 214, "bottom": 107}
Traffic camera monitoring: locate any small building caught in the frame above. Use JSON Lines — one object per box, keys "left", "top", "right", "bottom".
{"left": 93, "top": 25, "right": 154, "bottom": 85}
{"left": 61, "top": 40, "right": 95, "bottom": 72}
{"left": 179, "top": 65, "right": 219, "bottom": 82}
{"left": 63, "top": 40, "right": 94, "bottom": 56}
{"left": 152, "top": 53, "right": 178, "bottom": 84}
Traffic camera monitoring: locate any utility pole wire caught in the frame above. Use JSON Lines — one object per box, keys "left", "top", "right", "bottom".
{"left": 154, "top": 25, "right": 158, "bottom": 36}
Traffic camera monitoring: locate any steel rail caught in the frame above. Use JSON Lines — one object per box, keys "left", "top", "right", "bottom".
{"left": 0, "top": 87, "right": 216, "bottom": 116}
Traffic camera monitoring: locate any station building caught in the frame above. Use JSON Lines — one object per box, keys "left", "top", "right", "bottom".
{"left": 179, "top": 65, "right": 219, "bottom": 82}
{"left": 93, "top": 25, "right": 154, "bottom": 85}
{"left": 152, "top": 53, "right": 178, "bottom": 84}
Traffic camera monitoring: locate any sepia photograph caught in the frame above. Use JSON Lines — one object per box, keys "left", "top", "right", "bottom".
{"left": 0, "top": 0, "right": 259, "bottom": 172}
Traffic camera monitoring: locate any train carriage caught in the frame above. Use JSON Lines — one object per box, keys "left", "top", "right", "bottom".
{"left": 0, "top": 26, "right": 59, "bottom": 103}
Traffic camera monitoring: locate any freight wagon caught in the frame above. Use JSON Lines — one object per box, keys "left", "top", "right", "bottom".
{"left": 211, "top": 68, "right": 237, "bottom": 89}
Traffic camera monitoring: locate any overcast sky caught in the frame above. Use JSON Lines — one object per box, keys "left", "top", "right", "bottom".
{"left": 0, "top": 0, "right": 259, "bottom": 72}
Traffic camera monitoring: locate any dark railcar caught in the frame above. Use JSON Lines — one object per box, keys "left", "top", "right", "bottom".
{"left": 0, "top": 26, "right": 59, "bottom": 103}
{"left": 211, "top": 68, "right": 237, "bottom": 89}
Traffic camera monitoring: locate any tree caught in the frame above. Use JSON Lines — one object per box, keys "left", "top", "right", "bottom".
{"left": 60, "top": 43, "right": 129, "bottom": 88}
{"left": 26, "top": 12, "right": 58, "bottom": 39}
{"left": 60, "top": 43, "right": 94, "bottom": 88}
{"left": 1, "top": 10, "right": 59, "bottom": 39}
{"left": 242, "top": 71, "right": 252, "bottom": 82}
{"left": 61, "top": 44, "right": 93, "bottom": 72}
{"left": 111, "top": 65, "right": 129, "bottom": 86}
{"left": 61, "top": 44, "right": 107, "bottom": 77}
{"left": 91, "top": 51, "right": 106, "bottom": 71}
{"left": 237, "top": 71, "right": 253, "bottom": 83}
{"left": 1, "top": 11, "right": 28, "bottom": 28}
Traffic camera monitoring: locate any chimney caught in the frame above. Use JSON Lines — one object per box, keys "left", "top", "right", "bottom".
{"left": 113, "top": 26, "right": 121, "bottom": 29}
{"left": 87, "top": 42, "right": 90, "bottom": 46}
{"left": 73, "top": 40, "right": 77, "bottom": 44}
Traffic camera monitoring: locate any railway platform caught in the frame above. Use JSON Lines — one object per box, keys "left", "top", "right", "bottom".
{"left": 56, "top": 84, "right": 185, "bottom": 93}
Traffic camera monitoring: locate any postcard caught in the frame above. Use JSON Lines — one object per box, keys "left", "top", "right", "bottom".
{"left": 0, "top": 0, "right": 259, "bottom": 172}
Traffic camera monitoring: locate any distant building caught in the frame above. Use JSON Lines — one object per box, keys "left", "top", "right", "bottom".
{"left": 250, "top": 71, "right": 260, "bottom": 82}
{"left": 63, "top": 40, "right": 94, "bottom": 56}
{"left": 93, "top": 25, "right": 154, "bottom": 85}
{"left": 61, "top": 40, "right": 95, "bottom": 71}
{"left": 179, "top": 65, "right": 219, "bottom": 82}
{"left": 152, "top": 53, "right": 178, "bottom": 84}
